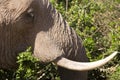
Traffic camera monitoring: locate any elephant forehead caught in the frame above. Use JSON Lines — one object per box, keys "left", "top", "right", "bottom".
{"left": 8, "top": 0, "right": 33, "bottom": 12}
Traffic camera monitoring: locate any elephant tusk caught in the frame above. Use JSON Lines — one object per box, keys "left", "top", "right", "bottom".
{"left": 56, "top": 51, "right": 118, "bottom": 71}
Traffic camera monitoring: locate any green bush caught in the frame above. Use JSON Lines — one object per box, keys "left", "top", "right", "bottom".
{"left": 108, "top": 66, "right": 120, "bottom": 80}
{"left": 0, "top": 47, "right": 60, "bottom": 80}
{"left": 52, "top": 0, "right": 120, "bottom": 80}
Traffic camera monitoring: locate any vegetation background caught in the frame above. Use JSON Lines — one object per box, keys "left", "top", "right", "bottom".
{"left": 0, "top": 0, "right": 120, "bottom": 80}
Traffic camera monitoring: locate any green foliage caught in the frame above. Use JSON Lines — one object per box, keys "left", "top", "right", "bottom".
{"left": 0, "top": 48, "right": 60, "bottom": 80}
{"left": 108, "top": 66, "right": 120, "bottom": 80}
{"left": 52, "top": 0, "right": 120, "bottom": 80}
{"left": 16, "top": 47, "right": 39, "bottom": 80}
{"left": 16, "top": 48, "right": 59, "bottom": 80}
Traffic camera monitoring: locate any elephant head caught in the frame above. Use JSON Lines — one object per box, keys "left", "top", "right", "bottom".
{"left": 0, "top": 0, "right": 118, "bottom": 80}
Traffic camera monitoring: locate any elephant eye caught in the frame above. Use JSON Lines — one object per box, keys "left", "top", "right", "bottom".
{"left": 24, "top": 8, "right": 34, "bottom": 23}
{"left": 27, "top": 9, "right": 34, "bottom": 18}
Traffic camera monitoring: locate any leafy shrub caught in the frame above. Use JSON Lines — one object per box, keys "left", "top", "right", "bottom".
{"left": 108, "top": 66, "right": 120, "bottom": 80}
{"left": 0, "top": 48, "right": 60, "bottom": 80}
{"left": 52, "top": 0, "right": 120, "bottom": 80}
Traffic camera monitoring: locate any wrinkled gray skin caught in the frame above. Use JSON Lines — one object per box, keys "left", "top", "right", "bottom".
{"left": 0, "top": 0, "right": 88, "bottom": 80}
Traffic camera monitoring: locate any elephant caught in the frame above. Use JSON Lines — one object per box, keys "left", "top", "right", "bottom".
{"left": 0, "top": 0, "right": 118, "bottom": 80}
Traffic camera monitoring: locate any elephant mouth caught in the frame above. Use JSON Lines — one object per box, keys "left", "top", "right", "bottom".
{"left": 54, "top": 51, "right": 118, "bottom": 71}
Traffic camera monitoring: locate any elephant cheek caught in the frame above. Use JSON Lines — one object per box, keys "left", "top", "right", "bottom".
{"left": 33, "top": 32, "right": 63, "bottom": 63}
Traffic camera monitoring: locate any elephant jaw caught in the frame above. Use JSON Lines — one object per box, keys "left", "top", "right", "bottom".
{"left": 55, "top": 51, "right": 118, "bottom": 71}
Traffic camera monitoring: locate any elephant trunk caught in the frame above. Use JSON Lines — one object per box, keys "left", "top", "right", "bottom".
{"left": 52, "top": 12, "right": 118, "bottom": 71}
{"left": 43, "top": 2, "right": 118, "bottom": 71}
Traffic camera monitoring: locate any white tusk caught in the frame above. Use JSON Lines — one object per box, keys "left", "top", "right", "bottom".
{"left": 56, "top": 51, "right": 118, "bottom": 71}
